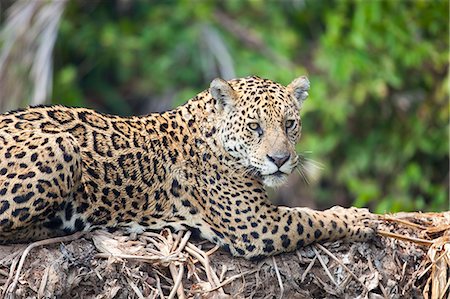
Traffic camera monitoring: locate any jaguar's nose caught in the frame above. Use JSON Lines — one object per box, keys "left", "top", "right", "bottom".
{"left": 267, "top": 153, "right": 290, "bottom": 168}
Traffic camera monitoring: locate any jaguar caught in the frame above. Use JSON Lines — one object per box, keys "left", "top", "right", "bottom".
{"left": 0, "top": 75, "right": 376, "bottom": 259}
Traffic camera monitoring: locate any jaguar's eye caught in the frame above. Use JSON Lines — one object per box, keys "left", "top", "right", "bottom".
{"left": 248, "top": 122, "right": 260, "bottom": 131}
{"left": 248, "top": 122, "right": 263, "bottom": 136}
{"left": 285, "top": 120, "right": 295, "bottom": 129}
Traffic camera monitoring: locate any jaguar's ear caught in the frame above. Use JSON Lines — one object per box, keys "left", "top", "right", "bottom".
{"left": 287, "top": 76, "right": 310, "bottom": 107}
{"left": 210, "top": 78, "right": 237, "bottom": 110}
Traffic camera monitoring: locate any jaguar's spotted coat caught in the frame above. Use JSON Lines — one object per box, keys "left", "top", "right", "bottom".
{"left": 0, "top": 76, "right": 375, "bottom": 259}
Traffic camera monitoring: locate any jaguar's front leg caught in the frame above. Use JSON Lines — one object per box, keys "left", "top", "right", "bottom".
{"left": 192, "top": 201, "right": 377, "bottom": 260}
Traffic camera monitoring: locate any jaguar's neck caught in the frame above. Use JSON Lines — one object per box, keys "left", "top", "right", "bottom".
{"left": 181, "top": 92, "right": 241, "bottom": 166}
{"left": 141, "top": 91, "right": 224, "bottom": 154}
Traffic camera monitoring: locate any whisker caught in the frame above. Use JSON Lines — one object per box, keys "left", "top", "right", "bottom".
{"left": 295, "top": 151, "right": 323, "bottom": 184}
{"left": 296, "top": 167, "right": 310, "bottom": 185}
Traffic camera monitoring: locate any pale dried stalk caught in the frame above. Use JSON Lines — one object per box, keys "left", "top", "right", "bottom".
{"left": 300, "top": 255, "right": 317, "bottom": 283}
{"left": 154, "top": 273, "right": 165, "bottom": 299}
{"left": 315, "top": 243, "right": 365, "bottom": 289}
{"left": 272, "top": 256, "right": 284, "bottom": 298}
{"left": 5, "top": 232, "right": 84, "bottom": 296}
{"left": 198, "top": 269, "right": 259, "bottom": 294}
{"left": 312, "top": 246, "right": 339, "bottom": 288}
{"left": 127, "top": 278, "right": 145, "bottom": 299}
{"left": 1, "top": 256, "right": 19, "bottom": 297}
{"left": 37, "top": 265, "right": 50, "bottom": 299}
{"left": 185, "top": 243, "right": 220, "bottom": 289}
{"left": 168, "top": 264, "right": 185, "bottom": 299}
{"left": 173, "top": 231, "right": 192, "bottom": 254}
{"left": 377, "top": 230, "right": 434, "bottom": 246}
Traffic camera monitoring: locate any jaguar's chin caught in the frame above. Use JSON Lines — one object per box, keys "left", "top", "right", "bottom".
{"left": 262, "top": 171, "right": 289, "bottom": 188}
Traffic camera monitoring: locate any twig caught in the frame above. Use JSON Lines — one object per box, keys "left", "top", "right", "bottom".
{"left": 194, "top": 269, "right": 258, "bottom": 294}
{"left": 401, "top": 261, "right": 407, "bottom": 280}
{"left": 127, "top": 278, "right": 145, "bottom": 299}
{"left": 236, "top": 263, "right": 246, "bottom": 296}
{"left": 94, "top": 252, "right": 184, "bottom": 264}
{"left": 6, "top": 231, "right": 84, "bottom": 296}
{"left": 0, "top": 247, "right": 25, "bottom": 266}
{"left": 0, "top": 269, "right": 9, "bottom": 277}
{"left": 301, "top": 255, "right": 317, "bottom": 283}
{"left": 272, "top": 256, "right": 284, "bottom": 298}
{"left": 418, "top": 256, "right": 446, "bottom": 280}
{"left": 204, "top": 245, "right": 220, "bottom": 257}
{"left": 377, "top": 230, "right": 434, "bottom": 246}
{"left": 440, "top": 278, "right": 450, "bottom": 299}
{"left": 380, "top": 215, "right": 428, "bottom": 230}
{"left": 339, "top": 273, "right": 353, "bottom": 289}
{"left": 154, "top": 273, "right": 165, "bottom": 299}
{"left": 185, "top": 243, "right": 218, "bottom": 288}
{"left": 37, "top": 265, "right": 50, "bottom": 299}
{"left": 1, "top": 255, "right": 19, "bottom": 297}
{"left": 378, "top": 282, "right": 389, "bottom": 299}
{"left": 168, "top": 264, "right": 185, "bottom": 299}
{"left": 185, "top": 243, "right": 226, "bottom": 296}
{"left": 367, "top": 256, "right": 383, "bottom": 296}
{"left": 425, "top": 224, "right": 450, "bottom": 235}
{"left": 173, "top": 231, "right": 191, "bottom": 255}
{"left": 219, "top": 264, "right": 227, "bottom": 282}
{"left": 170, "top": 231, "right": 184, "bottom": 252}
{"left": 315, "top": 243, "right": 365, "bottom": 289}
{"left": 312, "top": 246, "right": 339, "bottom": 288}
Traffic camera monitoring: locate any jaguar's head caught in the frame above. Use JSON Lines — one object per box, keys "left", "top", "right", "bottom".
{"left": 210, "top": 75, "right": 309, "bottom": 187}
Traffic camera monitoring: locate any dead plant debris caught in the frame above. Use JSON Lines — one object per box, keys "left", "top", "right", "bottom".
{"left": 0, "top": 212, "right": 448, "bottom": 299}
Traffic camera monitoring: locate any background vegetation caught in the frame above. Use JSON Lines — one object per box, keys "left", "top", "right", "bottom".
{"left": 0, "top": 0, "right": 448, "bottom": 213}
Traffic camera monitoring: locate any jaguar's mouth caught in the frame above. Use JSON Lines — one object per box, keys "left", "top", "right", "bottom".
{"left": 261, "top": 171, "right": 289, "bottom": 187}
{"left": 245, "top": 167, "right": 289, "bottom": 187}
{"left": 262, "top": 170, "right": 288, "bottom": 178}
{"left": 253, "top": 169, "right": 288, "bottom": 178}
{"left": 272, "top": 170, "right": 285, "bottom": 177}
{"left": 255, "top": 170, "right": 288, "bottom": 179}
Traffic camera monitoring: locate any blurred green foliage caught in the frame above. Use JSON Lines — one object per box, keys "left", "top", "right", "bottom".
{"left": 49, "top": 0, "right": 449, "bottom": 212}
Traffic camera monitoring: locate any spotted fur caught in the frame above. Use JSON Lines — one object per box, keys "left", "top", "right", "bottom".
{"left": 0, "top": 76, "right": 375, "bottom": 259}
